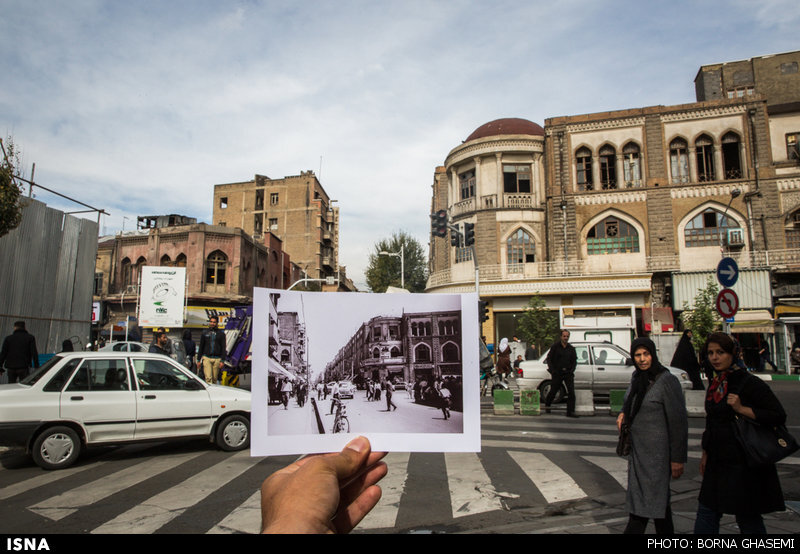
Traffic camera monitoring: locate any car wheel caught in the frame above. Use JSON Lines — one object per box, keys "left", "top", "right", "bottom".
{"left": 215, "top": 415, "right": 250, "bottom": 452}
{"left": 31, "top": 426, "right": 81, "bottom": 470}
{"left": 538, "top": 380, "right": 566, "bottom": 404}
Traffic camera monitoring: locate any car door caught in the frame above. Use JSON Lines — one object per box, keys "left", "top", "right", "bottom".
{"left": 59, "top": 357, "right": 137, "bottom": 443}
{"left": 590, "top": 344, "right": 633, "bottom": 393}
{"left": 131, "top": 357, "right": 212, "bottom": 440}
{"left": 573, "top": 345, "right": 593, "bottom": 389}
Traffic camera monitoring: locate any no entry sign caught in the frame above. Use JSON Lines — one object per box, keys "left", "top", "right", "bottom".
{"left": 715, "top": 288, "right": 740, "bottom": 319}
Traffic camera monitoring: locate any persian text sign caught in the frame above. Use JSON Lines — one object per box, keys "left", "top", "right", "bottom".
{"left": 138, "top": 266, "right": 186, "bottom": 327}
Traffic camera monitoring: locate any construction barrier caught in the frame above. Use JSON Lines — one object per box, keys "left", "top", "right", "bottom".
{"left": 493, "top": 389, "right": 515, "bottom": 415}
{"left": 520, "top": 389, "right": 540, "bottom": 415}
{"left": 574, "top": 390, "right": 594, "bottom": 416}
{"left": 609, "top": 390, "right": 626, "bottom": 415}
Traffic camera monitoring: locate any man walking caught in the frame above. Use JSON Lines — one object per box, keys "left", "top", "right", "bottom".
{"left": 197, "top": 316, "right": 227, "bottom": 384}
{"left": 544, "top": 329, "right": 578, "bottom": 418}
{"left": 148, "top": 331, "right": 171, "bottom": 356}
{"left": 0, "top": 321, "right": 39, "bottom": 383}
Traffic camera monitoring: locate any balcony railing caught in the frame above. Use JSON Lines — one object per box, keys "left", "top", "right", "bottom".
{"left": 450, "top": 193, "right": 536, "bottom": 217}
{"left": 426, "top": 248, "right": 800, "bottom": 289}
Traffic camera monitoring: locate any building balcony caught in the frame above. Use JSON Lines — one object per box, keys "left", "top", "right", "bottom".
{"left": 451, "top": 193, "right": 538, "bottom": 217}
{"left": 427, "top": 248, "right": 800, "bottom": 289}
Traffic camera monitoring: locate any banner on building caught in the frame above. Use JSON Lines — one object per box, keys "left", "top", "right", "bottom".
{"left": 138, "top": 266, "right": 186, "bottom": 328}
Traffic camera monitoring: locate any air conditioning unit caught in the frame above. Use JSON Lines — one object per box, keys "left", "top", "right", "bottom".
{"left": 726, "top": 228, "right": 745, "bottom": 247}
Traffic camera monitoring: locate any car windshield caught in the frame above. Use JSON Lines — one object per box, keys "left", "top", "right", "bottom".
{"left": 19, "top": 355, "right": 63, "bottom": 386}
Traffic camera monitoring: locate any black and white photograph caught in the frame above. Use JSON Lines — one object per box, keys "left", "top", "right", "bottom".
{"left": 250, "top": 288, "right": 480, "bottom": 456}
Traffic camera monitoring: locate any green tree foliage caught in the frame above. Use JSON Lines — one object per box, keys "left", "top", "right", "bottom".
{"left": 516, "top": 294, "right": 559, "bottom": 354}
{"left": 0, "top": 137, "right": 24, "bottom": 238}
{"left": 681, "top": 276, "right": 721, "bottom": 351}
{"left": 365, "top": 231, "right": 428, "bottom": 293}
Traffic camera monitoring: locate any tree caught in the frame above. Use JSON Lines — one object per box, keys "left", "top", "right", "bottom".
{"left": 0, "top": 137, "right": 24, "bottom": 238}
{"left": 516, "top": 294, "right": 559, "bottom": 354}
{"left": 365, "top": 231, "right": 428, "bottom": 293}
{"left": 680, "top": 276, "right": 721, "bottom": 352}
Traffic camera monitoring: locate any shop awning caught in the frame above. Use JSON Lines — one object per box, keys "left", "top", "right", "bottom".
{"left": 729, "top": 310, "right": 774, "bottom": 334}
{"left": 642, "top": 307, "right": 674, "bottom": 333}
{"left": 268, "top": 357, "right": 296, "bottom": 380}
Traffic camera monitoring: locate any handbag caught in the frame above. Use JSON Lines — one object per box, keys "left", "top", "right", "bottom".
{"left": 616, "top": 420, "right": 631, "bottom": 457}
{"left": 732, "top": 414, "right": 799, "bottom": 467}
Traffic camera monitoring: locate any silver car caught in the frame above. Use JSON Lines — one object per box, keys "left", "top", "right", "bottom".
{"left": 517, "top": 341, "right": 692, "bottom": 402}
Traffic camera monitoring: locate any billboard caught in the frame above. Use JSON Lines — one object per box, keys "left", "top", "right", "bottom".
{"left": 138, "top": 266, "right": 186, "bottom": 327}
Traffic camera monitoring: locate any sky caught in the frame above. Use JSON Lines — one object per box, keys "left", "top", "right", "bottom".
{"left": 2, "top": 1, "right": 799, "bottom": 290}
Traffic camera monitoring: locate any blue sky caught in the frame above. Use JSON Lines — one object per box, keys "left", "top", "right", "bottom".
{"left": 1, "top": 1, "right": 798, "bottom": 289}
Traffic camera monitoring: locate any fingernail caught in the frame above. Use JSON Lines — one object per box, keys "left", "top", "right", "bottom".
{"left": 346, "top": 436, "right": 368, "bottom": 453}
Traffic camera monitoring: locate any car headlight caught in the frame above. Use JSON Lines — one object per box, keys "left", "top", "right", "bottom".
{"left": 680, "top": 372, "right": 689, "bottom": 381}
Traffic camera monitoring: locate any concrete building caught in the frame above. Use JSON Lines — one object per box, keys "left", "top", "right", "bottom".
{"left": 427, "top": 50, "right": 800, "bottom": 370}
{"left": 212, "top": 171, "right": 340, "bottom": 284}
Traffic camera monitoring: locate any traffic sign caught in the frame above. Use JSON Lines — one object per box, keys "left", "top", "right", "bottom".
{"left": 715, "top": 288, "right": 740, "bottom": 319}
{"left": 716, "top": 257, "right": 739, "bottom": 288}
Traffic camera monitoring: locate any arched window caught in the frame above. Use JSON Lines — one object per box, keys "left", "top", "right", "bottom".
{"left": 721, "top": 132, "right": 742, "bottom": 180}
{"left": 587, "top": 217, "right": 640, "bottom": 255}
{"left": 684, "top": 208, "right": 735, "bottom": 247}
{"left": 121, "top": 257, "right": 133, "bottom": 286}
{"left": 205, "top": 250, "right": 227, "bottom": 285}
{"left": 670, "top": 138, "right": 689, "bottom": 184}
{"left": 622, "top": 142, "right": 641, "bottom": 187}
{"left": 575, "top": 147, "right": 593, "bottom": 191}
{"left": 442, "top": 342, "right": 459, "bottom": 363}
{"left": 160, "top": 254, "right": 172, "bottom": 267}
{"left": 390, "top": 346, "right": 401, "bottom": 358}
{"left": 599, "top": 144, "right": 617, "bottom": 189}
{"left": 785, "top": 208, "right": 800, "bottom": 250}
{"left": 415, "top": 344, "right": 431, "bottom": 362}
{"left": 175, "top": 253, "right": 187, "bottom": 267}
{"left": 507, "top": 228, "right": 535, "bottom": 267}
{"left": 373, "top": 348, "right": 381, "bottom": 359}
{"left": 459, "top": 169, "right": 475, "bottom": 200}
{"left": 696, "top": 134, "right": 716, "bottom": 182}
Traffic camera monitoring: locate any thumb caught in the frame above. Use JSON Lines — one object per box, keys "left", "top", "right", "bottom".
{"left": 330, "top": 436, "right": 372, "bottom": 483}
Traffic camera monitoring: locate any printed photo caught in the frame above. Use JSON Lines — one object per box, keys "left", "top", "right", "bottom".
{"left": 250, "top": 288, "right": 480, "bottom": 456}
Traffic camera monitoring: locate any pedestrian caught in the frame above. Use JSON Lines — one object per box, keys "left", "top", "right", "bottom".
{"left": 61, "top": 339, "right": 74, "bottom": 352}
{"left": 406, "top": 381, "right": 414, "bottom": 399}
{"left": 525, "top": 343, "right": 537, "bottom": 360}
{"left": 197, "top": 316, "right": 227, "bottom": 384}
{"left": 366, "top": 380, "right": 374, "bottom": 401}
{"left": 281, "top": 379, "right": 292, "bottom": 410}
{"left": 439, "top": 386, "right": 451, "bottom": 419}
{"left": 329, "top": 381, "right": 340, "bottom": 415}
{"left": 182, "top": 329, "right": 197, "bottom": 372}
{"left": 148, "top": 331, "right": 171, "bottom": 356}
{"left": 0, "top": 321, "right": 39, "bottom": 383}
{"left": 758, "top": 340, "right": 777, "bottom": 373}
{"left": 513, "top": 355, "right": 524, "bottom": 375}
{"left": 373, "top": 380, "right": 381, "bottom": 402}
{"left": 670, "top": 329, "right": 704, "bottom": 390}
{"left": 384, "top": 379, "right": 397, "bottom": 411}
{"left": 316, "top": 381, "right": 323, "bottom": 399}
{"left": 617, "top": 337, "right": 688, "bottom": 534}
{"left": 496, "top": 337, "right": 512, "bottom": 381}
{"left": 693, "top": 332, "right": 788, "bottom": 534}
{"left": 323, "top": 382, "right": 329, "bottom": 400}
{"left": 544, "top": 330, "right": 578, "bottom": 418}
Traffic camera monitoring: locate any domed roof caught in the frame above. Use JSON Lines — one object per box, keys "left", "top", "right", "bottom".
{"left": 465, "top": 118, "right": 544, "bottom": 142}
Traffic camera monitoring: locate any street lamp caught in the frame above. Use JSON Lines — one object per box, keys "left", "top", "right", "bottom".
{"left": 379, "top": 243, "right": 404, "bottom": 290}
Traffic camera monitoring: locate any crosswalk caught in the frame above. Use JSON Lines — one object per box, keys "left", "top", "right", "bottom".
{"left": 0, "top": 416, "right": 773, "bottom": 534}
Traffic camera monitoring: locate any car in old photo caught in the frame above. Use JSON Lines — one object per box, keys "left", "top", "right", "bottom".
{"left": 337, "top": 381, "right": 355, "bottom": 399}
{"left": 517, "top": 341, "right": 693, "bottom": 403}
{"left": 0, "top": 351, "right": 251, "bottom": 470}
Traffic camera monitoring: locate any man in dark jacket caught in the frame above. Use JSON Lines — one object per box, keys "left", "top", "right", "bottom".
{"left": 0, "top": 321, "right": 39, "bottom": 383}
{"left": 544, "top": 329, "right": 578, "bottom": 418}
{"left": 148, "top": 331, "right": 171, "bottom": 356}
{"left": 197, "top": 316, "right": 227, "bottom": 384}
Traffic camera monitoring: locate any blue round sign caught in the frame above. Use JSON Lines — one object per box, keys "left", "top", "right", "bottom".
{"left": 717, "top": 257, "right": 739, "bottom": 288}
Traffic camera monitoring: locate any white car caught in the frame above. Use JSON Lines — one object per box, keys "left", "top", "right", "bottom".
{"left": 518, "top": 341, "right": 692, "bottom": 402}
{"left": 99, "top": 341, "right": 150, "bottom": 352}
{"left": 0, "top": 351, "right": 251, "bottom": 470}
{"left": 338, "top": 381, "right": 355, "bottom": 399}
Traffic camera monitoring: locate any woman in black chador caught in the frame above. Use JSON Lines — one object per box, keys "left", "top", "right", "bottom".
{"left": 670, "top": 329, "right": 704, "bottom": 390}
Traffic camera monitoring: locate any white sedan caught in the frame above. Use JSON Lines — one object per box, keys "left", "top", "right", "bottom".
{"left": 0, "top": 351, "right": 251, "bottom": 470}
{"left": 517, "top": 341, "right": 693, "bottom": 402}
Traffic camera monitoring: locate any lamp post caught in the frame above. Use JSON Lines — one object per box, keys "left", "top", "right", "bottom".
{"left": 379, "top": 243, "right": 404, "bottom": 290}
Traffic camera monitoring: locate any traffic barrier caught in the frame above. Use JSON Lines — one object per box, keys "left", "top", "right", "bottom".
{"left": 574, "top": 390, "right": 594, "bottom": 416}
{"left": 493, "top": 389, "right": 515, "bottom": 415}
{"left": 685, "top": 390, "right": 705, "bottom": 417}
{"left": 520, "top": 389, "right": 540, "bottom": 415}
{"left": 609, "top": 390, "right": 626, "bottom": 415}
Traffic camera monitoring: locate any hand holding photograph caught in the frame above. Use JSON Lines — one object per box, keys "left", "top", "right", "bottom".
{"left": 250, "top": 288, "right": 480, "bottom": 456}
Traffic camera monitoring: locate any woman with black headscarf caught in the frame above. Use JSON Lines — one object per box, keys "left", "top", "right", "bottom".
{"left": 671, "top": 329, "right": 704, "bottom": 390}
{"left": 616, "top": 337, "right": 688, "bottom": 534}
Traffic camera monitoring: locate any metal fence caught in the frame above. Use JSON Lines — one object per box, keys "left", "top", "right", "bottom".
{"left": 0, "top": 198, "right": 98, "bottom": 355}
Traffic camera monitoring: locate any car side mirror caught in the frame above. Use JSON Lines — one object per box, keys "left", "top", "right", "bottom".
{"left": 625, "top": 357, "right": 634, "bottom": 366}
{"left": 184, "top": 379, "right": 204, "bottom": 390}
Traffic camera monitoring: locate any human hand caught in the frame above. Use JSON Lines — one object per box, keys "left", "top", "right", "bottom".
{"left": 699, "top": 450, "right": 707, "bottom": 476}
{"left": 616, "top": 413, "right": 625, "bottom": 432}
{"left": 261, "top": 436, "right": 388, "bottom": 534}
{"left": 671, "top": 462, "right": 684, "bottom": 479}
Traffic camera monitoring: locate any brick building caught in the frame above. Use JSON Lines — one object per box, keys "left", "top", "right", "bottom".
{"left": 427, "top": 50, "right": 800, "bottom": 369}
{"left": 212, "top": 171, "right": 341, "bottom": 284}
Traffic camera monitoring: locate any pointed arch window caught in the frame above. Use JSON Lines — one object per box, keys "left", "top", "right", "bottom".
{"left": 670, "top": 138, "right": 689, "bottom": 184}
{"left": 205, "top": 250, "right": 227, "bottom": 285}
{"left": 622, "top": 142, "right": 642, "bottom": 187}
{"left": 415, "top": 344, "right": 431, "bottom": 362}
{"left": 721, "top": 132, "right": 742, "bottom": 179}
{"left": 684, "top": 208, "right": 734, "bottom": 247}
{"left": 587, "top": 217, "right": 639, "bottom": 255}
{"left": 442, "top": 342, "right": 460, "bottom": 363}
{"left": 160, "top": 254, "right": 172, "bottom": 267}
{"left": 576, "top": 147, "right": 593, "bottom": 191}
{"left": 696, "top": 134, "right": 716, "bottom": 182}
{"left": 599, "top": 144, "right": 617, "bottom": 189}
{"left": 507, "top": 228, "right": 535, "bottom": 267}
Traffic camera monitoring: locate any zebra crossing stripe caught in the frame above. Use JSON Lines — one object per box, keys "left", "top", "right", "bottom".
{"left": 356, "top": 452, "right": 410, "bottom": 530}
{"left": 581, "top": 455, "right": 629, "bottom": 489}
{"left": 28, "top": 451, "right": 205, "bottom": 521}
{"left": 207, "top": 490, "right": 262, "bottom": 534}
{"left": 91, "top": 450, "right": 254, "bottom": 534}
{"left": 507, "top": 451, "right": 586, "bottom": 504}
{"left": 445, "top": 453, "right": 509, "bottom": 518}
{"left": 0, "top": 462, "right": 104, "bottom": 501}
